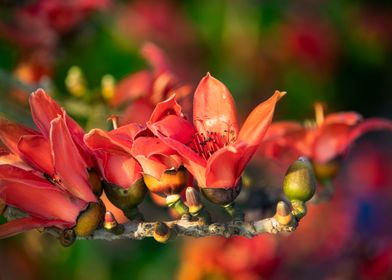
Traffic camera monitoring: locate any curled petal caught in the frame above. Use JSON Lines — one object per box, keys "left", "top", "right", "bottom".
{"left": 149, "top": 94, "right": 182, "bottom": 123}
{"left": 264, "top": 121, "right": 304, "bottom": 141}
{"left": 149, "top": 115, "right": 196, "bottom": 144}
{"left": 18, "top": 135, "right": 54, "bottom": 175}
{"left": 348, "top": 118, "right": 392, "bottom": 148}
{"left": 0, "top": 117, "right": 38, "bottom": 156}
{"left": 193, "top": 73, "right": 239, "bottom": 137}
{"left": 0, "top": 217, "right": 72, "bottom": 239}
{"left": 324, "top": 112, "right": 363, "bottom": 126}
{"left": 206, "top": 143, "right": 247, "bottom": 188}
{"left": 50, "top": 116, "right": 96, "bottom": 203}
{"left": 85, "top": 129, "right": 132, "bottom": 154}
{"left": 131, "top": 137, "right": 176, "bottom": 158}
{"left": 110, "top": 123, "right": 148, "bottom": 141}
{"left": 111, "top": 70, "right": 152, "bottom": 107}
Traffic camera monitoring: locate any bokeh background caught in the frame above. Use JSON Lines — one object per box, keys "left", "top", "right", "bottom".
{"left": 1, "top": 0, "right": 392, "bottom": 279}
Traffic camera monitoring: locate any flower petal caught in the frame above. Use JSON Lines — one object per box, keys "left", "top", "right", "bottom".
{"left": 237, "top": 90, "right": 285, "bottom": 148}
{"left": 141, "top": 42, "right": 170, "bottom": 75}
{"left": 18, "top": 135, "right": 54, "bottom": 175}
{"left": 0, "top": 217, "right": 72, "bottom": 239}
{"left": 236, "top": 91, "right": 286, "bottom": 169}
{"left": 205, "top": 143, "right": 247, "bottom": 188}
{"left": 348, "top": 118, "right": 392, "bottom": 149}
{"left": 119, "top": 99, "right": 155, "bottom": 125}
{"left": 111, "top": 70, "right": 153, "bottom": 107}
{"left": 193, "top": 73, "right": 239, "bottom": 137}
{"left": 324, "top": 112, "right": 363, "bottom": 126}
{"left": 149, "top": 115, "right": 196, "bottom": 144}
{"left": 0, "top": 117, "right": 38, "bottom": 156}
{"left": 29, "top": 89, "right": 92, "bottom": 166}
{"left": 0, "top": 165, "right": 85, "bottom": 223}
{"left": 149, "top": 94, "right": 182, "bottom": 123}
{"left": 84, "top": 130, "right": 142, "bottom": 188}
{"left": 312, "top": 123, "right": 353, "bottom": 163}
{"left": 50, "top": 116, "right": 96, "bottom": 203}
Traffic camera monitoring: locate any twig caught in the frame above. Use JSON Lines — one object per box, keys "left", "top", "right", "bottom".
{"left": 3, "top": 201, "right": 300, "bottom": 241}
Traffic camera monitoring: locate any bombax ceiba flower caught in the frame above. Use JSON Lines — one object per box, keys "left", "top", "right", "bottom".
{"left": 262, "top": 103, "right": 392, "bottom": 181}
{"left": 149, "top": 73, "right": 285, "bottom": 206}
{"left": 0, "top": 89, "right": 103, "bottom": 241}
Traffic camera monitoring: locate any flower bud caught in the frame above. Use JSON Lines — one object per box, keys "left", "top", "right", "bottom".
{"left": 58, "top": 229, "right": 76, "bottom": 247}
{"left": 73, "top": 202, "right": 105, "bottom": 237}
{"left": 103, "top": 178, "right": 147, "bottom": 211}
{"left": 103, "top": 211, "right": 124, "bottom": 235}
{"left": 88, "top": 169, "right": 103, "bottom": 196}
{"left": 153, "top": 222, "right": 171, "bottom": 243}
{"left": 143, "top": 166, "right": 188, "bottom": 197}
{"left": 274, "top": 201, "right": 293, "bottom": 225}
{"left": 283, "top": 157, "right": 316, "bottom": 202}
{"left": 185, "top": 187, "right": 202, "bottom": 215}
{"left": 201, "top": 179, "right": 242, "bottom": 205}
{"left": 65, "top": 66, "right": 87, "bottom": 97}
{"left": 166, "top": 194, "right": 189, "bottom": 216}
{"left": 312, "top": 159, "right": 340, "bottom": 182}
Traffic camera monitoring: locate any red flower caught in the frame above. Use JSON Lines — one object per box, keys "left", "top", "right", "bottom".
{"left": 110, "top": 43, "right": 191, "bottom": 125}
{"left": 0, "top": 89, "right": 98, "bottom": 238}
{"left": 149, "top": 74, "right": 285, "bottom": 193}
{"left": 84, "top": 123, "right": 144, "bottom": 189}
{"left": 263, "top": 106, "right": 392, "bottom": 165}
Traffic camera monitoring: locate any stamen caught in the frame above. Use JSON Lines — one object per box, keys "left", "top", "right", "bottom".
{"left": 107, "top": 115, "right": 119, "bottom": 130}
{"left": 314, "top": 102, "right": 325, "bottom": 127}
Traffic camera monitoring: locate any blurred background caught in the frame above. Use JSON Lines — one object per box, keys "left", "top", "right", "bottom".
{"left": 1, "top": 0, "right": 392, "bottom": 279}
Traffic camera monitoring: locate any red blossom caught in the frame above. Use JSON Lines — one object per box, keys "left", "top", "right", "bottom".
{"left": 149, "top": 73, "right": 285, "bottom": 189}
{"left": 262, "top": 110, "right": 392, "bottom": 165}
{"left": 0, "top": 89, "right": 98, "bottom": 238}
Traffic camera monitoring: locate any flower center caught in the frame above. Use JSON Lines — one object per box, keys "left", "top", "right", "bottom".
{"left": 190, "top": 124, "right": 236, "bottom": 160}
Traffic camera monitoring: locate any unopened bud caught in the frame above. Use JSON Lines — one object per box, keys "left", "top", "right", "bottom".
{"left": 291, "top": 200, "right": 307, "bottom": 219}
{"left": 153, "top": 222, "right": 171, "bottom": 243}
{"left": 166, "top": 194, "right": 189, "bottom": 216}
{"left": 101, "top": 74, "right": 115, "bottom": 101}
{"left": 312, "top": 160, "right": 340, "bottom": 181}
{"left": 185, "top": 187, "right": 202, "bottom": 215}
{"left": 201, "top": 178, "right": 242, "bottom": 206}
{"left": 65, "top": 66, "right": 87, "bottom": 97}
{"left": 103, "top": 211, "right": 124, "bottom": 235}
{"left": 143, "top": 166, "right": 188, "bottom": 197}
{"left": 74, "top": 202, "right": 105, "bottom": 237}
{"left": 103, "top": 179, "right": 147, "bottom": 220}
{"left": 283, "top": 157, "right": 316, "bottom": 203}
{"left": 274, "top": 201, "right": 293, "bottom": 225}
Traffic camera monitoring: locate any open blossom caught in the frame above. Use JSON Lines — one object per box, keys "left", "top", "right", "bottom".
{"left": 85, "top": 95, "right": 188, "bottom": 197}
{"left": 263, "top": 105, "right": 392, "bottom": 165}
{"left": 149, "top": 73, "right": 285, "bottom": 198}
{"left": 110, "top": 43, "right": 191, "bottom": 125}
{"left": 0, "top": 89, "right": 99, "bottom": 238}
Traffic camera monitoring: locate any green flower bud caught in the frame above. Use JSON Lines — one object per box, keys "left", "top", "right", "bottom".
{"left": 283, "top": 157, "right": 316, "bottom": 202}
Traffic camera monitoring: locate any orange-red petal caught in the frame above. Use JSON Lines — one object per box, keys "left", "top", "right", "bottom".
{"left": 193, "top": 73, "right": 239, "bottom": 137}
{"left": 50, "top": 116, "right": 96, "bottom": 203}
